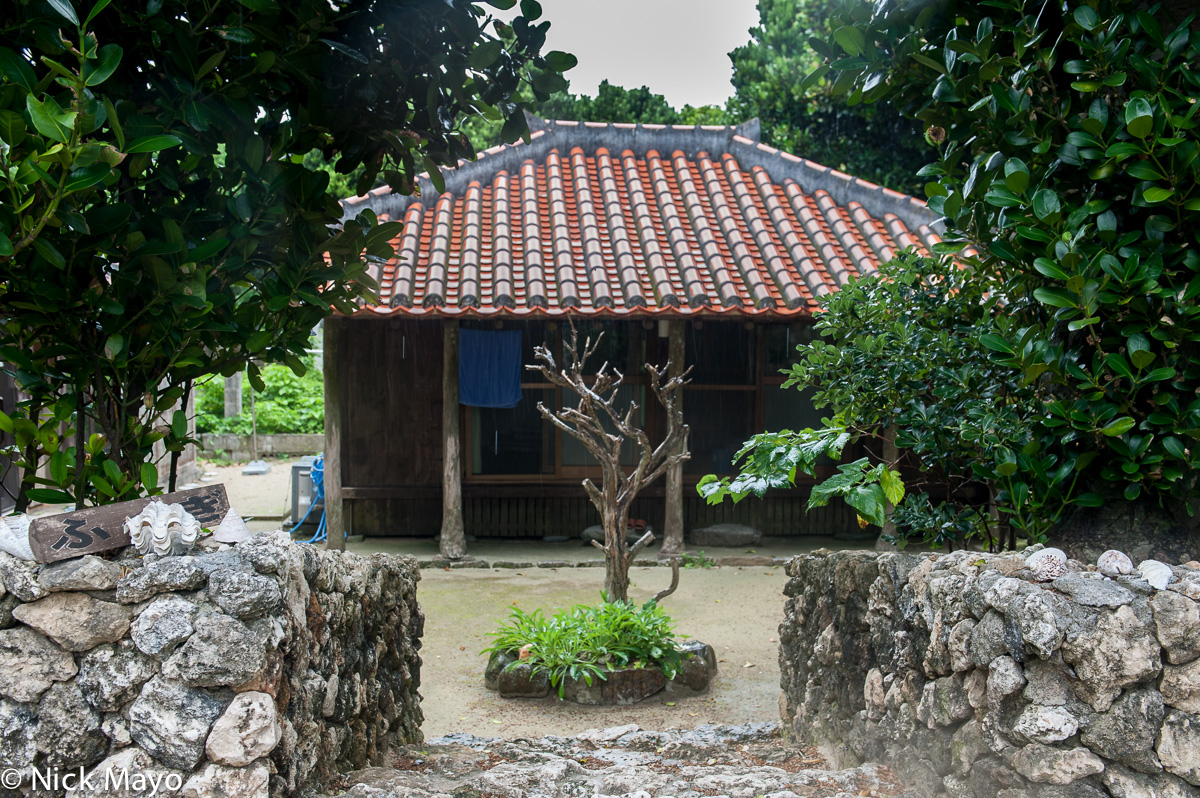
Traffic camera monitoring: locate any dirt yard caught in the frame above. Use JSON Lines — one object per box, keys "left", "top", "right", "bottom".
{"left": 416, "top": 564, "right": 790, "bottom": 739}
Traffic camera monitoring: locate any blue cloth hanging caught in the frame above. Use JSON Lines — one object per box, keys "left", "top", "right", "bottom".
{"left": 458, "top": 329, "right": 523, "bottom": 408}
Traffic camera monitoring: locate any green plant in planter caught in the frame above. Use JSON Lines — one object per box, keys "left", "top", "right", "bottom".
{"left": 483, "top": 598, "right": 684, "bottom": 698}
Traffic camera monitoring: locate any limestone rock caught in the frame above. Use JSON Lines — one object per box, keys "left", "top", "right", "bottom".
{"left": 969, "top": 611, "right": 1008, "bottom": 667}
{"left": 1052, "top": 572, "right": 1136, "bottom": 608}
{"left": 1007, "top": 590, "right": 1063, "bottom": 659}
{"left": 207, "top": 569, "right": 282, "bottom": 621}
{"left": 0, "top": 550, "right": 47, "bottom": 601}
{"left": 77, "top": 640, "right": 156, "bottom": 711}
{"left": 1151, "top": 591, "right": 1200, "bottom": 665}
{"left": 0, "top": 699, "right": 37, "bottom": 771}
{"left": 948, "top": 619, "right": 975, "bottom": 672}
{"left": 1080, "top": 687, "right": 1164, "bottom": 772}
{"left": 182, "top": 760, "right": 269, "bottom": 798}
{"left": 1161, "top": 659, "right": 1200, "bottom": 713}
{"left": 36, "top": 681, "right": 107, "bottom": 768}
{"left": 1011, "top": 743, "right": 1105, "bottom": 784}
{"left": 484, "top": 649, "right": 516, "bottom": 691}
{"left": 0, "top": 626, "right": 77, "bottom": 702}
{"left": 1062, "top": 605, "right": 1162, "bottom": 711}
{"left": 1011, "top": 704, "right": 1079, "bottom": 744}
{"left": 38, "top": 555, "right": 125, "bottom": 592}
{"left": 116, "top": 556, "right": 206, "bottom": 604}
{"left": 1158, "top": 710, "right": 1200, "bottom": 786}
{"left": 688, "top": 523, "right": 761, "bottom": 548}
{"left": 205, "top": 691, "right": 281, "bottom": 766}
{"left": 12, "top": 591, "right": 132, "bottom": 651}
{"left": 128, "top": 676, "right": 229, "bottom": 770}
{"left": 235, "top": 531, "right": 293, "bottom": 575}
{"left": 1103, "top": 762, "right": 1196, "bottom": 798}
{"left": 161, "top": 613, "right": 266, "bottom": 688}
{"left": 67, "top": 746, "right": 187, "bottom": 798}
{"left": 131, "top": 594, "right": 197, "bottom": 657}
{"left": 987, "top": 655, "right": 1026, "bottom": 705}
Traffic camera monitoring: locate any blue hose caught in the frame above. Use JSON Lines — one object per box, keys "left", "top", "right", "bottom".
{"left": 288, "top": 455, "right": 327, "bottom": 543}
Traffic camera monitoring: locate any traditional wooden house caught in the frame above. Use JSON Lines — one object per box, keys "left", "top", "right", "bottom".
{"left": 324, "top": 117, "right": 940, "bottom": 551}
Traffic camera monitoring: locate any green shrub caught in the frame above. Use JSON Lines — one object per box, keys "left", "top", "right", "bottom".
{"left": 482, "top": 598, "right": 684, "bottom": 697}
{"left": 195, "top": 360, "right": 324, "bottom": 436}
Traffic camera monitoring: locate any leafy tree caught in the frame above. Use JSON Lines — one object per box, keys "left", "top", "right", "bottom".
{"left": 728, "top": 0, "right": 930, "bottom": 194}
{"left": 0, "top": 0, "right": 569, "bottom": 509}
{"left": 195, "top": 362, "right": 324, "bottom": 437}
{"left": 707, "top": 1, "right": 1200, "bottom": 557}
{"left": 700, "top": 254, "right": 1095, "bottom": 551}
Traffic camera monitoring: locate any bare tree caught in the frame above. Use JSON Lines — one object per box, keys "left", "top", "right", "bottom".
{"left": 528, "top": 323, "right": 691, "bottom": 604}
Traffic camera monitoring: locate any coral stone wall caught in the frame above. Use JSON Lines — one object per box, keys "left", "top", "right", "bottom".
{"left": 779, "top": 548, "right": 1200, "bottom": 798}
{"left": 0, "top": 531, "right": 423, "bottom": 798}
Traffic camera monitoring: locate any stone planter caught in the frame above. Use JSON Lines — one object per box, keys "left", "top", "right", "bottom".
{"left": 485, "top": 640, "right": 717, "bottom": 704}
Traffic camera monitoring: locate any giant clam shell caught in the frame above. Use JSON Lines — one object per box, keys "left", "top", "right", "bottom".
{"left": 0, "top": 514, "right": 35, "bottom": 561}
{"left": 1026, "top": 547, "right": 1068, "bottom": 582}
{"left": 1097, "top": 550, "right": 1134, "bottom": 578}
{"left": 1138, "top": 559, "right": 1173, "bottom": 590}
{"left": 123, "top": 500, "right": 200, "bottom": 556}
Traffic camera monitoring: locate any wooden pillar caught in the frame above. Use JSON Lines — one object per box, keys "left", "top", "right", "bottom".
{"left": 661, "top": 319, "right": 686, "bottom": 556}
{"left": 323, "top": 317, "right": 345, "bottom": 551}
{"left": 440, "top": 319, "right": 466, "bottom": 559}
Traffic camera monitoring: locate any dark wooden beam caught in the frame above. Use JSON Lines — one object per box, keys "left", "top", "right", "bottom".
{"left": 440, "top": 319, "right": 466, "bottom": 558}
{"left": 323, "top": 317, "right": 345, "bottom": 550}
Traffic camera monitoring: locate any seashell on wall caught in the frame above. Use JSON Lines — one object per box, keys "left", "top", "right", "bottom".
{"left": 1026, "top": 547, "right": 1068, "bottom": 582}
{"left": 213, "top": 508, "right": 251, "bottom": 544}
{"left": 1097, "top": 550, "right": 1134, "bottom": 578}
{"left": 1138, "top": 559, "right": 1173, "bottom": 590}
{"left": 124, "top": 500, "right": 200, "bottom": 557}
{"left": 0, "top": 514, "right": 35, "bottom": 561}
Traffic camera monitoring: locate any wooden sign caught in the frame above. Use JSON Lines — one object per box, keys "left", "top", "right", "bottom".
{"left": 28, "top": 484, "right": 230, "bottom": 564}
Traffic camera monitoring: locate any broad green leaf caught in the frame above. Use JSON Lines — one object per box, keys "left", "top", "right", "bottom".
{"left": 83, "top": 44, "right": 122, "bottom": 86}
{"left": 1031, "top": 188, "right": 1060, "bottom": 220}
{"left": 542, "top": 50, "right": 576, "bottom": 72}
{"left": 880, "top": 468, "right": 905, "bottom": 506}
{"left": 140, "top": 462, "right": 160, "bottom": 493}
{"left": 83, "top": 0, "right": 114, "bottom": 26}
{"left": 216, "top": 27, "right": 256, "bottom": 44}
{"left": 26, "top": 95, "right": 72, "bottom": 144}
{"left": 1033, "top": 257, "right": 1068, "bottom": 280}
{"left": 1073, "top": 5, "right": 1099, "bottom": 29}
{"left": 0, "top": 232, "right": 12, "bottom": 257}
{"left": 470, "top": 40, "right": 503, "bottom": 70}
{"left": 1143, "top": 187, "right": 1174, "bottom": 203}
{"left": 246, "top": 331, "right": 272, "bottom": 352}
{"left": 1143, "top": 367, "right": 1176, "bottom": 382}
{"left": 1124, "top": 97, "right": 1154, "bottom": 138}
{"left": 1033, "top": 287, "right": 1075, "bottom": 308}
{"left": 64, "top": 162, "right": 110, "bottom": 193}
{"left": 0, "top": 48, "right": 37, "bottom": 92}
{"left": 46, "top": 0, "right": 80, "bottom": 25}
{"left": 979, "top": 333, "right": 1014, "bottom": 354}
{"left": 1100, "top": 417, "right": 1135, "bottom": 437}
{"left": 1106, "top": 353, "right": 1135, "bottom": 380}
{"left": 103, "top": 333, "right": 124, "bottom": 359}
{"left": 125, "top": 134, "right": 182, "bottom": 153}
{"left": 1163, "top": 437, "right": 1187, "bottom": 459}
{"left": 32, "top": 238, "right": 66, "bottom": 268}
{"left": 25, "top": 488, "right": 74, "bottom": 504}
{"left": 1003, "top": 158, "right": 1029, "bottom": 194}
{"left": 832, "top": 26, "right": 866, "bottom": 56}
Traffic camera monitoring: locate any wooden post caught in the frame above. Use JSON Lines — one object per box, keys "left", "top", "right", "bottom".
{"left": 440, "top": 319, "right": 466, "bottom": 559}
{"left": 323, "top": 317, "right": 345, "bottom": 551}
{"left": 661, "top": 319, "right": 686, "bottom": 556}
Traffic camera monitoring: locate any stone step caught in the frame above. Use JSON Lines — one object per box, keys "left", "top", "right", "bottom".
{"left": 325, "top": 724, "right": 909, "bottom": 798}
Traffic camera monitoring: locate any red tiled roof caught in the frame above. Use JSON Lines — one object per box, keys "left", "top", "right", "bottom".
{"left": 341, "top": 118, "right": 942, "bottom": 317}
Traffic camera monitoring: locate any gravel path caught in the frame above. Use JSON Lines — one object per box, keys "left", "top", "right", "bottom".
{"left": 416, "top": 564, "right": 791, "bottom": 739}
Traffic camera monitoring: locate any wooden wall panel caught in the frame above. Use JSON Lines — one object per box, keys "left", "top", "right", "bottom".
{"left": 341, "top": 319, "right": 443, "bottom": 488}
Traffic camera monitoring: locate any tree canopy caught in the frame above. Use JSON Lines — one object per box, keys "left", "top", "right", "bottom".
{"left": 0, "top": 0, "right": 569, "bottom": 508}
{"left": 727, "top": 0, "right": 931, "bottom": 194}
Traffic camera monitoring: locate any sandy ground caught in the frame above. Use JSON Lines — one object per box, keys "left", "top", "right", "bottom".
{"left": 415, "top": 564, "right": 790, "bottom": 739}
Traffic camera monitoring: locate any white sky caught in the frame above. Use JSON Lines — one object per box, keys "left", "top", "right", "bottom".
{"left": 504, "top": 0, "right": 762, "bottom": 108}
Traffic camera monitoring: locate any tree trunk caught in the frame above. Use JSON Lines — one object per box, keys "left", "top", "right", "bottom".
{"left": 876, "top": 426, "right": 900, "bottom": 551}
{"left": 323, "top": 317, "right": 345, "bottom": 551}
{"left": 440, "top": 320, "right": 466, "bottom": 559}
{"left": 603, "top": 506, "right": 631, "bottom": 602}
{"left": 661, "top": 320, "right": 686, "bottom": 557}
